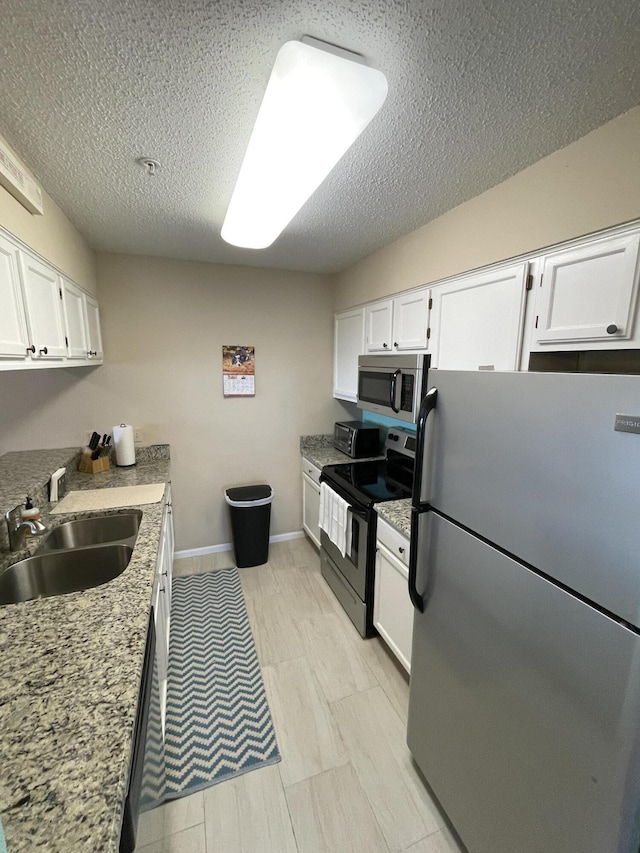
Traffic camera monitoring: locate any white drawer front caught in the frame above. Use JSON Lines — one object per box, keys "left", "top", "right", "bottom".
{"left": 301, "top": 456, "right": 322, "bottom": 486}
{"left": 376, "top": 516, "right": 410, "bottom": 567}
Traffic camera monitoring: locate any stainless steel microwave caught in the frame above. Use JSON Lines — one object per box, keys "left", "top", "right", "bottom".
{"left": 357, "top": 354, "right": 430, "bottom": 423}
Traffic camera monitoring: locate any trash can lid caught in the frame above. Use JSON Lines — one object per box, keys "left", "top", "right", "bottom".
{"left": 224, "top": 484, "right": 273, "bottom": 507}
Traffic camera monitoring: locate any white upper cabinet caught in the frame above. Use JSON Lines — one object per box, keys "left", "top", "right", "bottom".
{"left": 365, "top": 289, "right": 431, "bottom": 353}
{"left": 391, "top": 290, "right": 431, "bottom": 350}
{"left": 0, "top": 227, "right": 103, "bottom": 370}
{"left": 18, "top": 251, "right": 67, "bottom": 359}
{"left": 365, "top": 300, "right": 393, "bottom": 352}
{"left": 334, "top": 307, "right": 365, "bottom": 401}
{"left": 0, "top": 232, "right": 30, "bottom": 359}
{"left": 84, "top": 294, "right": 103, "bottom": 360}
{"left": 429, "top": 263, "right": 528, "bottom": 370}
{"left": 531, "top": 232, "right": 640, "bottom": 348}
{"left": 61, "top": 277, "right": 89, "bottom": 359}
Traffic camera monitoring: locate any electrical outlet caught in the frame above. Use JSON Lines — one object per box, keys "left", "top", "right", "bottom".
{"left": 134, "top": 428, "right": 144, "bottom": 444}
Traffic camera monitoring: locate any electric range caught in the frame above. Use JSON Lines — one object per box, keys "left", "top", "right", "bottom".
{"left": 319, "top": 427, "right": 416, "bottom": 637}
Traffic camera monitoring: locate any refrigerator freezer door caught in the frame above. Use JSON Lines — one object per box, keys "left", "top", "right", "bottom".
{"left": 408, "top": 512, "right": 640, "bottom": 853}
{"left": 422, "top": 370, "right": 640, "bottom": 627}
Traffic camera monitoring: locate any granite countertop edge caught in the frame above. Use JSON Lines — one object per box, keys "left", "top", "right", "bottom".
{"left": 0, "top": 448, "right": 171, "bottom": 853}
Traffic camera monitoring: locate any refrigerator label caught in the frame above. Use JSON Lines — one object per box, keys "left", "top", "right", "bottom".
{"left": 614, "top": 414, "right": 640, "bottom": 434}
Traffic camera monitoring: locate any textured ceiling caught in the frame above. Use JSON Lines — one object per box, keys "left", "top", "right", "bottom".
{"left": 1, "top": 0, "right": 639, "bottom": 274}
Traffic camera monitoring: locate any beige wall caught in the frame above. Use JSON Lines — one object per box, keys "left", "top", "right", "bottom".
{"left": 0, "top": 254, "right": 347, "bottom": 551}
{"left": 335, "top": 106, "right": 640, "bottom": 310}
{"left": 0, "top": 132, "right": 98, "bottom": 293}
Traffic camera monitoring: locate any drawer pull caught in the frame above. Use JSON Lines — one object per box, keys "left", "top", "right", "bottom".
{"left": 398, "top": 547, "right": 405, "bottom": 554}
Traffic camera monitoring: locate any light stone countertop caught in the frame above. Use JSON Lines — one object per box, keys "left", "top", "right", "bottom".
{"left": 376, "top": 499, "right": 412, "bottom": 538}
{"left": 0, "top": 447, "right": 171, "bottom": 853}
{"left": 299, "top": 434, "right": 382, "bottom": 469}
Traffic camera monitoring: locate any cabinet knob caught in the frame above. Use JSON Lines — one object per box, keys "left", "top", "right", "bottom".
{"left": 398, "top": 546, "right": 405, "bottom": 554}
{"left": 393, "top": 342, "right": 398, "bottom": 348}
{"left": 606, "top": 324, "right": 619, "bottom": 335}
{"left": 26, "top": 345, "right": 35, "bottom": 354}
{"left": 382, "top": 342, "right": 388, "bottom": 349}
{"left": 39, "top": 346, "right": 48, "bottom": 356}
{"left": 87, "top": 350, "right": 97, "bottom": 357}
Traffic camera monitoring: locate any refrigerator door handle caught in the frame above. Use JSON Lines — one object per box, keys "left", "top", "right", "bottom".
{"left": 411, "top": 386, "right": 438, "bottom": 508}
{"left": 409, "top": 506, "right": 426, "bottom": 612}
{"left": 390, "top": 369, "right": 401, "bottom": 413}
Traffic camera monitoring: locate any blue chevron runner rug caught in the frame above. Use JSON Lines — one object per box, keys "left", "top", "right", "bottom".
{"left": 163, "top": 568, "right": 280, "bottom": 799}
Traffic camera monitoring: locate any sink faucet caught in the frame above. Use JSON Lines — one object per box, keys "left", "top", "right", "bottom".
{"left": 5, "top": 504, "right": 47, "bottom": 552}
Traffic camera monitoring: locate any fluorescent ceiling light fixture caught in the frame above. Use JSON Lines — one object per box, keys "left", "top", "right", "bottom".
{"left": 221, "top": 37, "right": 388, "bottom": 249}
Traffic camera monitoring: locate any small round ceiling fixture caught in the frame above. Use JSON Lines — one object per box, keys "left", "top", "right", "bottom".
{"left": 138, "top": 157, "right": 161, "bottom": 176}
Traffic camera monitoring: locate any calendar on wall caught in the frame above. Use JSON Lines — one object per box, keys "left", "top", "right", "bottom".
{"left": 222, "top": 346, "right": 255, "bottom": 397}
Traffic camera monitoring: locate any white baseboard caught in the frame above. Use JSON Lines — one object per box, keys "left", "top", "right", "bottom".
{"left": 175, "top": 530, "right": 305, "bottom": 560}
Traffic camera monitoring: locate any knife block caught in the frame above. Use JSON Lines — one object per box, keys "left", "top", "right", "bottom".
{"left": 78, "top": 454, "right": 110, "bottom": 474}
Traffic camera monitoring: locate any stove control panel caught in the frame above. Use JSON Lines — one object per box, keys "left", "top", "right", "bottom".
{"left": 385, "top": 428, "right": 416, "bottom": 458}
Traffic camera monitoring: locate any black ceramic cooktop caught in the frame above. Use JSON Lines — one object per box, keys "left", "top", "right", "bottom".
{"left": 322, "top": 456, "right": 413, "bottom": 505}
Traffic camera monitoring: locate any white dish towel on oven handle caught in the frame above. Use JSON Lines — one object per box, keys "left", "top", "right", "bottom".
{"left": 319, "top": 482, "right": 353, "bottom": 558}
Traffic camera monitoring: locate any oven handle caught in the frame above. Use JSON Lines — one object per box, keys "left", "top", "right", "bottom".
{"left": 390, "top": 369, "right": 401, "bottom": 413}
{"left": 349, "top": 505, "right": 368, "bottom": 520}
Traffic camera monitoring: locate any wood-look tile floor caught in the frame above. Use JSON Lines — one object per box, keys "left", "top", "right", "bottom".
{"left": 135, "top": 538, "right": 464, "bottom": 853}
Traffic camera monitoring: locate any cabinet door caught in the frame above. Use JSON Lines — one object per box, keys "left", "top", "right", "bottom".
{"left": 430, "top": 263, "right": 528, "bottom": 370}
{"left": 373, "top": 543, "right": 413, "bottom": 672}
{"left": 334, "top": 308, "right": 364, "bottom": 402}
{"left": 302, "top": 473, "right": 321, "bottom": 549}
{"left": 61, "top": 277, "right": 88, "bottom": 359}
{"left": 392, "top": 289, "right": 430, "bottom": 351}
{"left": 0, "top": 232, "right": 29, "bottom": 358}
{"left": 18, "top": 251, "right": 67, "bottom": 358}
{"left": 533, "top": 232, "right": 640, "bottom": 345}
{"left": 365, "top": 300, "right": 393, "bottom": 352}
{"left": 84, "top": 294, "right": 104, "bottom": 359}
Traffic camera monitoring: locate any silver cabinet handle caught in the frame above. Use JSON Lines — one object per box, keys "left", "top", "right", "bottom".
{"left": 606, "top": 324, "right": 619, "bottom": 335}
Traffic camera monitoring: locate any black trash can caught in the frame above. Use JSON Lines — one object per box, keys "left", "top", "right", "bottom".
{"left": 224, "top": 484, "right": 273, "bottom": 568}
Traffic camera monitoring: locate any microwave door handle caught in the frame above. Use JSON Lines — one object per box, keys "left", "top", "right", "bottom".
{"left": 390, "top": 369, "right": 401, "bottom": 413}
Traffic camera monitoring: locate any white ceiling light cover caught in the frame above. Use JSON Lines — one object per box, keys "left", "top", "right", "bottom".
{"left": 221, "top": 38, "right": 388, "bottom": 249}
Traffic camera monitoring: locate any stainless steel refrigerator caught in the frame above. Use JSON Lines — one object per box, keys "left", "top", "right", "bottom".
{"left": 407, "top": 370, "right": 640, "bottom": 853}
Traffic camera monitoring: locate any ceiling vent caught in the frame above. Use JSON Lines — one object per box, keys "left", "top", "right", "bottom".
{"left": 0, "top": 137, "right": 43, "bottom": 215}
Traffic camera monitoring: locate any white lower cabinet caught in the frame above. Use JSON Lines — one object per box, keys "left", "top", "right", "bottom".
{"left": 154, "top": 484, "right": 174, "bottom": 734}
{"left": 374, "top": 517, "right": 413, "bottom": 673}
{"left": 302, "top": 457, "right": 321, "bottom": 548}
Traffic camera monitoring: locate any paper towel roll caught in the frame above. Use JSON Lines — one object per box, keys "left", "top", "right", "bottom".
{"left": 112, "top": 424, "right": 136, "bottom": 467}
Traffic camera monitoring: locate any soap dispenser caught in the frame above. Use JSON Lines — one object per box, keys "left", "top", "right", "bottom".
{"left": 22, "top": 496, "right": 41, "bottom": 523}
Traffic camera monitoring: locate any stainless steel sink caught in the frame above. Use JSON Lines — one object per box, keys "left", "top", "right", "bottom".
{"left": 0, "top": 544, "right": 134, "bottom": 605}
{"left": 40, "top": 511, "right": 142, "bottom": 551}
